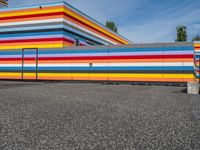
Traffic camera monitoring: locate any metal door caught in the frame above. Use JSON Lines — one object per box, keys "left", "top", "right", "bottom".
{"left": 22, "top": 48, "right": 38, "bottom": 80}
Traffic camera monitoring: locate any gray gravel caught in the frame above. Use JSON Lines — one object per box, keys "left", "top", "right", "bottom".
{"left": 0, "top": 81, "right": 200, "bottom": 150}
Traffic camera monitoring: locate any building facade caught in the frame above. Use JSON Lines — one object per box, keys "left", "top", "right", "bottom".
{"left": 0, "top": 43, "right": 199, "bottom": 82}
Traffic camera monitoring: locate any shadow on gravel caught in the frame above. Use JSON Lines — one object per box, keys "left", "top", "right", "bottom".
{"left": 180, "top": 88, "right": 200, "bottom": 94}
{"left": 181, "top": 88, "right": 187, "bottom": 93}
{"left": 0, "top": 82, "right": 40, "bottom": 89}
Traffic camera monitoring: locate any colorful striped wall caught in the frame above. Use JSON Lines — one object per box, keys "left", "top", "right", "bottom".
{"left": 194, "top": 43, "right": 200, "bottom": 80}
{"left": 0, "top": 43, "right": 199, "bottom": 83}
{"left": 0, "top": 2, "right": 131, "bottom": 50}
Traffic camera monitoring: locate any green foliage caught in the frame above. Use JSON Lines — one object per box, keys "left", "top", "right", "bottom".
{"left": 192, "top": 35, "right": 200, "bottom": 41}
{"left": 176, "top": 25, "right": 187, "bottom": 42}
{"left": 106, "top": 21, "right": 118, "bottom": 33}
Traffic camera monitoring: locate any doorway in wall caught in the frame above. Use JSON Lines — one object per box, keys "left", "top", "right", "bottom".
{"left": 22, "top": 48, "right": 38, "bottom": 80}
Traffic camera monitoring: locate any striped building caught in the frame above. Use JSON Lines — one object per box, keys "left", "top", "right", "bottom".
{"left": 0, "top": 2, "right": 199, "bottom": 83}
{"left": 0, "top": 2, "right": 131, "bottom": 50}
{"left": 194, "top": 42, "right": 200, "bottom": 79}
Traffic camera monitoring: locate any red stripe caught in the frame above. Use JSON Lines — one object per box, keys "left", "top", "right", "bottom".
{"left": 0, "top": 54, "right": 193, "bottom": 61}
{"left": 37, "top": 54, "right": 194, "bottom": 61}
{"left": 80, "top": 43, "right": 86, "bottom": 46}
{"left": 0, "top": 37, "right": 75, "bottom": 44}
{"left": 0, "top": 37, "right": 63, "bottom": 44}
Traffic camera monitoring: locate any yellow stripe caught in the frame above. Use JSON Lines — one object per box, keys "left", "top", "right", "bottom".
{"left": 0, "top": 8, "right": 64, "bottom": 17}
{"left": 23, "top": 73, "right": 36, "bottom": 77}
{"left": 194, "top": 44, "right": 200, "bottom": 47}
{"left": 0, "top": 72, "right": 197, "bottom": 81}
{"left": 0, "top": 43, "right": 64, "bottom": 50}
{"left": 163, "top": 74, "right": 194, "bottom": 78}
{"left": 39, "top": 73, "right": 70, "bottom": 77}
{"left": 0, "top": 72, "right": 194, "bottom": 79}
{"left": 38, "top": 73, "right": 194, "bottom": 78}
{"left": 0, "top": 72, "right": 21, "bottom": 76}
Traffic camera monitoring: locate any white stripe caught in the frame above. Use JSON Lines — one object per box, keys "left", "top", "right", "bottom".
{"left": 0, "top": 62, "right": 193, "bottom": 67}
{"left": 0, "top": 64, "right": 22, "bottom": 67}
{"left": 95, "top": 62, "right": 193, "bottom": 67}
{"left": 0, "top": 18, "right": 64, "bottom": 27}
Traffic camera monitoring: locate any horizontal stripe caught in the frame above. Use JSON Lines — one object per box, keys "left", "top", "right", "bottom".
{"left": 0, "top": 11, "right": 64, "bottom": 21}
{"left": 0, "top": 54, "right": 194, "bottom": 61}
{"left": 0, "top": 37, "right": 68, "bottom": 44}
{"left": 0, "top": 59, "right": 193, "bottom": 64}
{"left": 0, "top": 44, "right": 64, "bottom": 50}
{"left": 35, "top": 47, "right": 194, "bottom": 54}
{"left": 37, "top": 54, "right": 194, "bottom": 60}
{"left": 0, "top": 72, "right": 195, "bottom": 82}
{"left": 0, "top": 70, "right": 194, "bottom": 74}
{"left": 0, "top": 72, "right": 193, "bottom": 78}
{"left": 0, "top": 51, "right": 192, "bottom": 58}
{"left": 0, "top": 66, "right": 193, "bottom": 71}
{"left": 0, "top": 18, "right": 64, "bottom": 27}
{"left": 0, "top": 62, "right": 194, "bottom": 67}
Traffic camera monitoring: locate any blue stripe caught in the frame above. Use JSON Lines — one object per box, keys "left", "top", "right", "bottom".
{"left": 0, "top": 31, "right": 63, "bottom": 38}
{"left": 0, "top": 51, "right": 22, "bottom": 55}
{"left": 0, "top": 25, "right": 64, "bottom": 32}
{"left": 38, "top": 46, "right": 194, "bottom": 55}
{"left": 0, "top": 66, "right": 194, "bottom": 71}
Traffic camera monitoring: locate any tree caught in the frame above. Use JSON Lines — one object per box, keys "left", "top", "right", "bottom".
{"left": 0, "top": 0, "right": 8, "bottom": 7}
{"left": 106, "top": 21, "right": 118, "bottom": 33}
{"left": 192, "top": 35, "right": 200, "bottom": 41}
{"left": 176, "top": 25, "right": 187, "bottom": 42}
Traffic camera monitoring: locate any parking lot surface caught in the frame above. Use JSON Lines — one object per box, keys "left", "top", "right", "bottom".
{"left": 0, "top": 81, "right": 200, "bottom": 150}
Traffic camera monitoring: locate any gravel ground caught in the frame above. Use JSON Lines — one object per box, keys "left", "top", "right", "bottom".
{"left": 0, "top": 81, "right": 200, "bottom": 150}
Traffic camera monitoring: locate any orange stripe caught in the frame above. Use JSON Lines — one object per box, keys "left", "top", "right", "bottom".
{"left": 0, "top": 5, "right": 63, "bottom": 15}
{"left": 38, "top": 77, "right": 71, "bottom": 80}
{"left": 90, "top": 77, "right": 108, "bottom": 81}
{"left": 0, "top": 61, "right": 22, "bottom": 64}
{"left": 0, "top": 76, "right": 21, "bottom": 79}
{"left": 107, "top": 77, "right": 190, "bottom": 82}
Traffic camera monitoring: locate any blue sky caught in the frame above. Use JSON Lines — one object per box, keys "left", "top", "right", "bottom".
{"left": 8, "top": 0, "right": 200, "bottom": 43}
